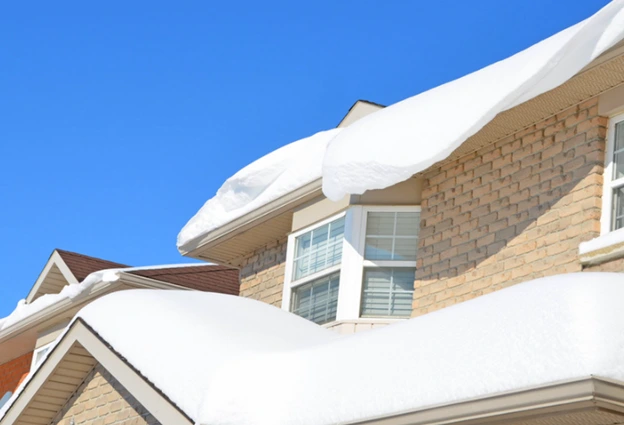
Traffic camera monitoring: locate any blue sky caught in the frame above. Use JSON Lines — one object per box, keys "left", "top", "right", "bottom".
{"left": 0, "top": 0, "right": 609, "bottom": 316}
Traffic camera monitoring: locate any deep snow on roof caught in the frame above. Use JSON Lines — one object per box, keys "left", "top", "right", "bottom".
{"left": 178, "top": 1, "right": 624, "bottom": 247}
{"left": 70, "top": 273, "right": 624, "bottom": 425}
{"left": 177, "top": 128, "right": 340, "bottom": 250}
{"left": 321, "top": 0, "right": 624, "bottom": 201}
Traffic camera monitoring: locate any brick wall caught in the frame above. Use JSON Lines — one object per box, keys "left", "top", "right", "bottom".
{"left": 414, "top": 97, "right": 607, "bottom": 316}
{"left": 0, "top": 352, "right": 32, "bottom": 396}
{"left": 238, "top": 238, "right": 287, "bottom": 307}
{"left": 51, "top": 363, "right": 160, "bottom": 425}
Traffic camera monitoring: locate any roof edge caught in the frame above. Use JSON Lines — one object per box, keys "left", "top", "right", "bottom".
{"left": 348, "top": 376, "right": 624, "bottom": 425}
{"left": 179, "top": 178, "right": 323, "bottom": 257}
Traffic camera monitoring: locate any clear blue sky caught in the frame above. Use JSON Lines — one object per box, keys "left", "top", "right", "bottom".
{"left": 0, "top": 0, "right": 609, "bottom": 316}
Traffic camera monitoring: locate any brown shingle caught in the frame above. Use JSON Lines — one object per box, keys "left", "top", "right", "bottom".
{"left": 55, "top": 249, "right": 239, "bottom": 295}
{"left": 56, "top": 249, "right": 129, "bottom": 282}
{"left": 128, "top": 265, "right": 240, "bottom": 295}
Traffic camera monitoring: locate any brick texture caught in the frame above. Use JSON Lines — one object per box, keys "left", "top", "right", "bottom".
{"left": 414, "top": 97, "right": 608, "bottom": 316}
{"left": 238, "top": 238, "right": 287, "bottom": 307}
{"left": 51, "top": 363, "right": 160, "bottom": 425}
{"left": 0, "top": 352, "right": 32, "bottom": 396}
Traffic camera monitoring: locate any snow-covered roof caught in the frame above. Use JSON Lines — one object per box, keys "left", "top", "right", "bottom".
{"left": 178, "top": 1, "right": 624, "bottom": 248}
{"left": 321, "top": 0, "right": 624, "bottom": 200}
{"left": 0, "top": 262, "right": 234, "bottom": 336}
{"left": 177, "top": 128, "right": 340, "bottom": 250}
{"left": 20, "top": 272, "right": 622, "bottom": 425}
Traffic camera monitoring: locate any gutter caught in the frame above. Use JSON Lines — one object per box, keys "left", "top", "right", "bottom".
{"left": 178, "top": 178, "right": 324, "bottom": 255}
{"left": 347, "top": 377, "right": 624, "bottom": 425}
{"left": 0, "top": 272, "right": 189, "bottom": 346}
{"left": 0, "top": 279, "right": 123, "bottom": 345}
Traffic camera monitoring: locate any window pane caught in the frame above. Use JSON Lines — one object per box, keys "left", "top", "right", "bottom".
{"left": 366, "top": 212, "right": 395, "bottom": 236}
{"left": 614, "top": 121, "right": 624, "bottom": 180}
{"left": 293, "top": 217, "right": 345, "bottom": 280}
{"left": 291, "top": 273, "right": 340, "bottom": 325}
{"left": 394, "top": 238, "right": 418, "bottom": 261}
{"left": 396, "top": 212, "right": 420, "bottom": 237}
{"left": 613, "top": 187, "right": 624, "bottom": 231}
{"left": 364, "top": 237, "right": 394, "bottom": 260}
{"left": 361, "top": 268, "right": 415, "bottom": 318}
{"left": 365, "top": 212, "right": 420, "bottom": 261}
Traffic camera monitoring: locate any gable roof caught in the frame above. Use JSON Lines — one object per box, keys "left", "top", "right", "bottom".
{"left": 6, "top": 274, "right": 624, "bottom": 425}
{"left": 0, "top": 319, "right": 192, "bottom": 425}
{"left": 55, "top": 249, "right": 129, "bottom": 282}
{"left": 336, "top": 99, "right": 385, "bottom": 128}
{"left": 25, "top": 249, "right": 239, "bottom": 305}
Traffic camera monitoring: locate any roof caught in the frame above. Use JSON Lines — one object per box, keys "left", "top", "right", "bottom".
{"left": 6, "top": 272, "right": 622, "bottom": 425}
{"left": 179, "top": 1, "right": 624, "bottom": 258}
{"left": 55, "top": 249, "right": 129, "bottom": 281}
{"left": 128, "top": 265, "right": 239, "bottom": 295}
{"left": 321, "top": 1, "right": 624, "bottom": 200}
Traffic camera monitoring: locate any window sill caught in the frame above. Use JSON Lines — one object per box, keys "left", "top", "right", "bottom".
{"left": 579, "top": 228, "right": 624, "bottom": 265}
{"left": 323, "top": 318, "right": 406, "bottom": 334}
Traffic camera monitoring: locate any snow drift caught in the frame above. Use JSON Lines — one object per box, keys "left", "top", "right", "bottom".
{"left": 321, "top": 0, "right": 624, "bottom": 200}
{"left": 178, "top": 1, "right": 624, "bottom": 247}
{"left": 48, "top": 272, "right": 624, "bottom": 425}
{"left": 177, "top": 129, "right": 340, "bottom": 250}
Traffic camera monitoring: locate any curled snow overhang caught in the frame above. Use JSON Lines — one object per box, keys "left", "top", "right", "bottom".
{"left": 179, "top": 1, "right": 624, "bottom": 256}
{"left": 321, "top": 0, "right": 624, "bottom": 200}
{"left": 177, "top": 129, "right": 341, "bottom": 259}
{"left": 12, "top": 273, "right": 624, "bottom": 425}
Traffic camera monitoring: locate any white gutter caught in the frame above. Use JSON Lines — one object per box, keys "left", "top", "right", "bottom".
{"left": 178, "top": 179, "right": 323, "bottom": 256}
{"left": 0, "top": 278, "right": 122, "bottom": 344}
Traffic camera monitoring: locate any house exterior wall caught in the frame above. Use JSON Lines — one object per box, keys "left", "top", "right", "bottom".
{"left": 51, "top": 363, "right": 160, "bottom": 425}
{"left": 0, "top": 351, "right": 32, "bottom": 396}
{"left": 238, "top": 238, "right": 287, "bottom": 307}
{"left": 414, "top": 96, "right": 608, "bottom": 316}
{"left": 234, "top": 95, "right": 623, "bottom": 324}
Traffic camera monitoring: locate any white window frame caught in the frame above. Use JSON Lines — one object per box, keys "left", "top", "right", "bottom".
{"left": 281, "top": 211, "right": 347, "bottom": 323}
{"left": 601, "top": 112, "right": 624, "bottom": 234}
{"left": 31, "top": 343, "right": 53, "bottom": 370}
{"left": 339, "top": 205, "right": 420, "bottom": 320}
{"left": 281, "top": 205, "right": 420, "bottom": 324}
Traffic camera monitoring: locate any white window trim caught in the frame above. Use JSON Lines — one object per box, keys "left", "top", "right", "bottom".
{"left": 282, "top": 205, "right": 421, "bottom": 324}
{"left": 345, "top": 205, "right": 419, "bottom": 320}
{"left": 281, "top": 211, "right": 347, "bottom": 319}
{"left": 581, "top": 112, "right": 624, "bottom": 265}
{"left": 31, "top": 342, "right": 53, "bottom": 371}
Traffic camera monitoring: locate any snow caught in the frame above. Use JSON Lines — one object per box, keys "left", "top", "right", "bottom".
{"left": 177, "top": 128, "right": 341, "bottom": 250}
{"left": 0, "top": 262, "right": 210, "bottom": 334}
{"left": 179, "top": 1, "right": 624, "bottom": 245}
{"left": 579, "top": 227, "right": 624, "bottom": 254}
{"left": 0, "top": 270, "right": 121, "bottom": 332}
{"left": 76, "top": 290, "right": 338, "bottom": 422}
{"left": 321, "top": 1, "right": 624, "bottom": 200}
{"left": 66, "top": 273, "right": 624, "bottom": 425}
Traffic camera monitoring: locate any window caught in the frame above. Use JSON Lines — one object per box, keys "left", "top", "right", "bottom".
{"left": 31, "top": 344, "right": 52, "bottom": 370}
{"left": 286, "top": 215, "right": 346, "bottom": 324}
{"left": 360, "top": 211, "right": 419, "bottom": 318}
{"left": 603, "top": 114, "right": 624, "bottom": 233}
{"left": 0, "top": 391, "right": 12, "bottom": 409}
{"left": 283, "top": 206, "right": 421, "bottom": 325}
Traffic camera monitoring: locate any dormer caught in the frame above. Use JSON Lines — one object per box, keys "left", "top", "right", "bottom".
{"left": 25, "top": 249, "right": 128, "bottom": 303}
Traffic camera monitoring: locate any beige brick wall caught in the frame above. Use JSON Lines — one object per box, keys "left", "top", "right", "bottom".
{"left": 414, "top": 97, "right": 608, "bottom": 316}
{"left": 51, "top": 363, "right": 160, "bottom": 425}
{"left": 238, "top": 238, "right": 287, "bottom": 307}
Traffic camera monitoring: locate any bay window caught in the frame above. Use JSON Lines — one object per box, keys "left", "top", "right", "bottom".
{"left": 283, "top": 206, "right": 420, "bottom": 325}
